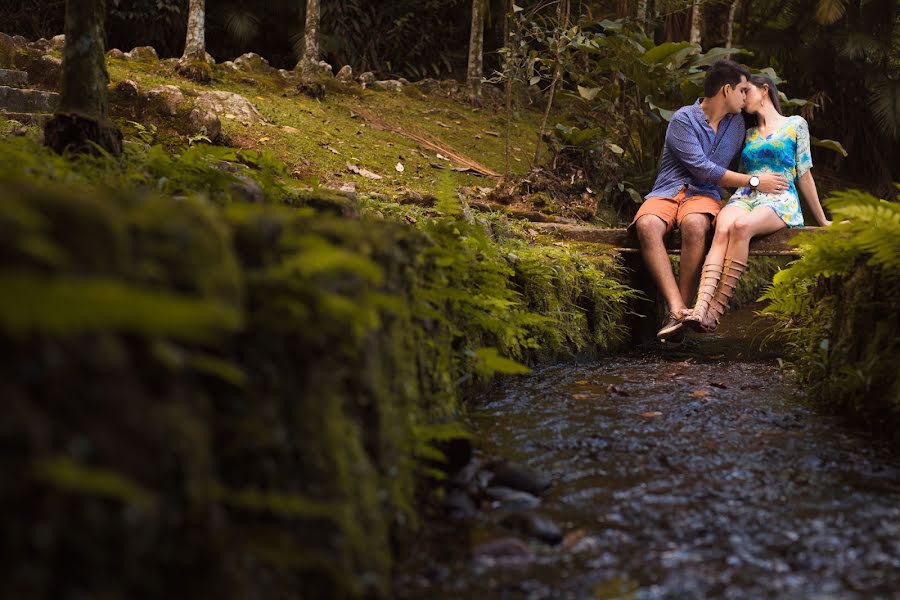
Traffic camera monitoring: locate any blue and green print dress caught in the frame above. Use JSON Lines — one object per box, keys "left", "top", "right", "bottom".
{"left": 726, "top": 115, "right": 813, "bottom": 228}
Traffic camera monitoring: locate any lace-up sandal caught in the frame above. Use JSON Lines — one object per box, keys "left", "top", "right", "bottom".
{"left": 703, "top": 257, "right": 748, "bottom": 332}
{"left": 684, "top": 262, "right": 724, "bottom": 333}
{"left": 656, "top": 308, "right": 692, "bottom": 340}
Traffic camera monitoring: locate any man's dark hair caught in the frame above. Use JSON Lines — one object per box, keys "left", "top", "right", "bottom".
{"left": 703, "top": 60, "right": 751, "bottom": 97}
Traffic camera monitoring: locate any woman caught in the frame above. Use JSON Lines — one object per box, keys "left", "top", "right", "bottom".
{"left": 685, "top": 74, "right": 832, "bottom": 332}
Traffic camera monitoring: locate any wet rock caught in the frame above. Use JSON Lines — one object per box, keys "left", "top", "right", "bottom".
{"left": 488, "top": 461, "right": 551, "bottom": 496}
{"left": 196, "top": 90, "right": 261, "bottom": 123}
{"left": 485, "top": 486, "right": 541, "bottom": 509}
{"left": 49, "top": 34, "right": 65, "bottom": 51}
{"left": 106, "top": 48, "right": 127, "bottom": 61}
{"left": 125, "top": 46, "right": 159, "bottom": 62}
{"left": 358, "top": 71, "right": 376, "bottom": 86}
{"left": 371, "top": 79, "right": 403, "bottom": 92}
{"left": 449, "top": 459, "right": 481, "bottom": 488}
{"left": 472, "top": 537, "right": 534, "bottom": 563}
{"left": 187, "top": 107, "right": 221, "bottom": 142}
{"left": 443, "top": 488, "right": 478, "bottom": 520}
{"left": 499, "top": 512, "right": 563, "bottom": 545}
{"left": 147, "top": 85, "right": 185, "bottom": 116}
{"left": 336, "top": 65, "right": 353, "bottom": 82}
{"left": 233, "top": 52, "right": 272, "bottom": 74}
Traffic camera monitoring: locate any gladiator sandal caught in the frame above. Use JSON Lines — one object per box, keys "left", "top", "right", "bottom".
{"left": 703, "top": 257, "right": 748, "bottom": 332}
{"left": 684, "top": 261, "right": 724, "bottom": 333}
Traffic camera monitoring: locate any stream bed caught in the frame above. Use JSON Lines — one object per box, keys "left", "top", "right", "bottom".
{"left": 395, "top": 308, "right": 900, "bottom": 599}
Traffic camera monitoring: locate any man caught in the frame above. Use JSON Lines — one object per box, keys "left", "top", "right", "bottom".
{"left": 631, "top": 60, "right": 789, "bottom": 341}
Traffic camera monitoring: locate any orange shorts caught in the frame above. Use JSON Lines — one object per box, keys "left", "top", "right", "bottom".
{"left": 629, "top": 187, "right": 722, "bottom": 233}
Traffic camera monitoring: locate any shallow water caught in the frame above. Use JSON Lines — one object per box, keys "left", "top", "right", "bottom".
{"left": 395, "top": 309, "right": 900, "bottom": 599}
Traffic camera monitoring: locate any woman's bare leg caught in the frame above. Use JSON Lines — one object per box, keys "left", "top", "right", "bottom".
{"left": 723, "top": 206, "right": 788, "bottom": 265}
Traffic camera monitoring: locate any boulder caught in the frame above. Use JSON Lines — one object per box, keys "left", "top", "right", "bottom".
{"left": 233, "top": 52, "right": 272, "bottom": 74}
{"left": 113, "top": 79, "right": 140, "bottom": 100}
{"left": 29, "top": 38, "right": 51, "bottom": 53}
{"left": 187, "top": 107, "right": 221, "bottom": 142}
{"left": 488, "top": 461, "right": 551, "bottom": 496}
{"left": 229, "top": 176, "right": 264, "bottom": 203}
{"left": 106, "top": 48, "right": 127, "bottom": 60}
{"left": 196, "top": 90, "right": 261, "bottom": 123}
{"left": 357, "top": 71, "right": 376, "bottom": 86}
{"left": 0, "top": 32, "right": 25, "bottom": 68}
{"left": 413, "top": 78, "right": 441, "bottom": 94}
{"left": 371, "top": 79, "right": 403, "bottom": 92}
{"left": 219, "top": 61, "right": 238, "bottom": 72}
{"left": 125, "top": 46, "right": 158, "bottom": 62}
{"left": 147, "top": 85, "right": 185, "bottom": 116}
{"left": 50, "top": 34, "right": 65, "bottom": 51}
{"left": 335, "top": 65, "right": 353, "bottom": 82}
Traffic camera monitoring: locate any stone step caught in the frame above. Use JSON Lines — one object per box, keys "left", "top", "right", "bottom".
{"left": 1, "top": 111, "right": 52, "bottom": 127}
{"left": 0, "top": 69, "right": 29, "bottom": 88}
{"left": 0, "top": 85, "right": 58, "bottom": 114}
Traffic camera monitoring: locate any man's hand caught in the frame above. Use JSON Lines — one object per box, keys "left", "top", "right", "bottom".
{"left": 756, "top": 173, "right": 789, "bottom": 194}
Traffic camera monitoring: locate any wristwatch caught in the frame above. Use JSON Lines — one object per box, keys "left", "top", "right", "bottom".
{"left": 749, "top": 175, "right": 760, "bottom": 190}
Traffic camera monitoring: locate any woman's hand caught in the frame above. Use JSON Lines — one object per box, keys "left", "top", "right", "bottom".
{"left": 757, "top": 173, "right": 789, "bottom": 194}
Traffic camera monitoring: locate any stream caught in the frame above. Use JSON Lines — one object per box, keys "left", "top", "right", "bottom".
{"left": 395, "top": 307, "right": 900, "bottom": 599}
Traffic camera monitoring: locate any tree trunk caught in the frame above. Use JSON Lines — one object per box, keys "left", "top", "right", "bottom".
{"left": 466, "top": 0, "right": 486, "bottom": 102}
{"left": 636, "top": 0, "right": 648, "bottom": 25}
{"left": 44, "top": 0, "right": 121, "bottom": 156}
{"left": 689, "top": 0, "right": 702, "bottom": 45}
{"left": 297, "top": 0, "right": 321, "bottom": 79}
{"left": 182, "top": 0, "right": 205, "bottom": 61}
{"left": 725, "top": 0, "right": 740, "bottom": 48}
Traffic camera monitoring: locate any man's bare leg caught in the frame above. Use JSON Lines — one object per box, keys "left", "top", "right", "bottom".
{"left": 634, "top": 215, "right": 687, "bottom": 314}
{"left": 678, "top": 213, "right": 713, "bottom": 307}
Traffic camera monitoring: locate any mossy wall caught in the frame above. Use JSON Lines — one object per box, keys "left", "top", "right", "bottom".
{"left": 0, "top": 134, "right": 632, "bottom": 599}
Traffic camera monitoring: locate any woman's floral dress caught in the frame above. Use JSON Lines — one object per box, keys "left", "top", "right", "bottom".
{"left": 726, "top": 115, "right": 813, "bottom": 228}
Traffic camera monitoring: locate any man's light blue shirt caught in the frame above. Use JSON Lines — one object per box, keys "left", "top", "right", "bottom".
{"left": 645, "top": 99, "right": 746, "bottom": 201}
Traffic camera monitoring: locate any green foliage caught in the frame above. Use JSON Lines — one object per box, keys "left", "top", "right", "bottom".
{"left": 760, "top": 189, "right": 900, "bottom": 431}
{"left": 33, "top": 457, "right": 159, "bottom": 512}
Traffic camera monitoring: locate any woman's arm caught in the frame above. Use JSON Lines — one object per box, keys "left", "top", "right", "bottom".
{"left": 796, "top": 171, "right": 832, "bottom": 226}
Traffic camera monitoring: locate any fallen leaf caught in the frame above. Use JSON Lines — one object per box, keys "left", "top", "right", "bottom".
{"left": 395, "top": 162, "right": 405, "bottom": 173}
{"left": 436, "top": 153, "right": 450, "bottom": 161}
{"left": 436, "top": 121, "right": 452, "bottom": 129}
{"left": 484, "top": 130, "right": 501, "bottom": 137}
{"left": 572, "top": 393, "right": 592, "bottom": 400}
{"left": 641, "top": 411, "right": 663, "bottom": 418}
{"left": 258, "top": 136, "right": 270, "bottom": 143}
{"left": 709, "top": 381, "right": 728, "bottom": 389}
{"left": 346, "top": 163, "right": 383, "bottom": 180}
{"left": 689, "top": 389, "right": 710, "bottom": 398}
{"left": 562, "top": 529, "right": 588, "bottom": 550}
{"left": 575, "top": 380, "right": 588, "bottom": 385}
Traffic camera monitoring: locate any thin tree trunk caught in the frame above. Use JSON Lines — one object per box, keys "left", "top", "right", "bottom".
{"left": 689, "top": 0, "right": 702, "bottom": 45}
{"left": 466, "top": 0, "right": 486, "bottom": 102}
{"left": 725, "top": 0, "right": 740, "bottom": 48}
{"left": 636, "top": 0, "right": 648, "bottom": 27}
{"left": 532, "top": 0, "right": 570, "bottom": 169}
{"left": 182, "top": 0, "right": 205, "bottom": 61}
{"left": 297, "top": 0, "right": 321, "bottom": 78}
{"left": 503, "top": 0, "right": 513, "bottom": 180}
{"left": 45, "top": 0, "right": 121, "bottom": 155}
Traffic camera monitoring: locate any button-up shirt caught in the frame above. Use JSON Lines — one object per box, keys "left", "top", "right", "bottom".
{"left": 645, "top": 99, "right": 746, "bottom": 201}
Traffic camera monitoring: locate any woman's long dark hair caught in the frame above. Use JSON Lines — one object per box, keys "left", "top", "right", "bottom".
{"left": 743, "top": 74, "right": 783, "bottom": 128}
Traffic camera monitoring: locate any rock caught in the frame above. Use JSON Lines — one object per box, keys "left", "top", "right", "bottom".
{"left": 0, "top": 33, "right": 22, "bottom": 68}
{"left": 442, "top": 488, "right": 478, "bottom": 520}
{"left": 187, "top": 107, "right": 221, "bottom": 142}
{"left": 22, "top": 54, "right": 62, "bottom": 88}
{"left": 398, "top": 77, "right": 410, "bottom": 85}
{"left": 114, "top": 79, "right": 140, "bottom": 99}
{"left": 106, "top": 48, "right": 127, "bottom": 60}
{"left": 29, "top": 38, "right": 51, "bottom": 53}
{"left": 336, "top": 65, "right": 353, "bottom": 82}
{"left": 12, "top": 36, "right": 27, "bottom": 47}
{"left": 233, "top": 52, "right": 272, "bottom": 74}
{"left": 472, "top": 537, "right": 534, "bottom": 564}
{"left": 276, "top": 69, "right": 296, "bottom": 83}
{"left": 371, "top": 79, "right": 403, "bottom": 92}
{"left": 50, "top": 34, "right": 65, "bottom": 51}
{"left": 413, "top": 78, "right": 441, "bottom": 94}
{"left": 499, "top": 512, "right": 563, "bottom": 545}
{"left": 484, "top": 486, "right": 541, "bottom": 509}
{"left": 449, "top": 458, "right": 481, "bottom": 488}
{"left": 125, "top": 46, "right": 159, "bottom": 62}
{"left": 229, "top": 175, "right": 264, "bottom": 203}
{"left": 440, "top": 79, "right": 460, "bottom": 95}
{"left": 147, "top": 85, "right": 185, "bottom": 116}
{"left": 220, "top": 60, "right": 238, "bottom": 72}
{"left": 196, "top": 90, "right": 261, "bottom": 123}
{"left": 12, "top": 123, "right": 28, "bottom": 136}
{"left": 358, "top": 71, "right": 376, "bottom": 86}
{"left": 488, "top": 461, "right": 551, "bottom": 496}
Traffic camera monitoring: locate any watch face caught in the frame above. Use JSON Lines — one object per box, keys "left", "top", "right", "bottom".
{"left": 750, "top": 176, "right": 760, "bottom": 187}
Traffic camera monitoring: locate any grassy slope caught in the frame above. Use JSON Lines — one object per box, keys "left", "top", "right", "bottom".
{"left": 105, "top": 58, "right": 546, "bottom": 198}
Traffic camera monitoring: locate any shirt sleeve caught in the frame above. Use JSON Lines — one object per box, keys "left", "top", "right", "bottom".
{"left": 794, "top": 116, "right": 813, "bottom": 179}
{"left": 664, "top": 113, "right": 727, "bottom": 185}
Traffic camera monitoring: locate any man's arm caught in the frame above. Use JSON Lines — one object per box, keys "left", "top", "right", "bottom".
{"left": 665, "top": 116, "right": 788, "bottom": 193}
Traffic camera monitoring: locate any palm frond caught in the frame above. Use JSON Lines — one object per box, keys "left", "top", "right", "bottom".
{"left": 815, "top": 0, "right": 848, "bottom": 25}
{"left": 869, "top": 77, "right": 900, "bottom": 139}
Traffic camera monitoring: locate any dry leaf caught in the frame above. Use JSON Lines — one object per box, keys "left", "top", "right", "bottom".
{"left": 641, "top": 411, "right": 663, "bottom": 418}
{"left": 395, "top": 162, "right": 405, "bottom": 173}
{"left": 346, "top": 163, "right": 383, "bottom": 180}
{"left": 572, "top": 393, "right": 591, "bottom": 400}
{"left": 709, "top": 381, "right": 728, "bottom": 389}
{"left": 689, "top": 389, "right": 711, "bottom": 398}
{"left": 484, "top": 130, "right": 501, "bottom": 137}
{"left": 436, "top": 121, "right": 451, "bottom": 129}
{"left": 258, "top": 136, "right": 270, "bottom": 143}
{"left": 575, "top": 380, "right": 588, "bottom": 385}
